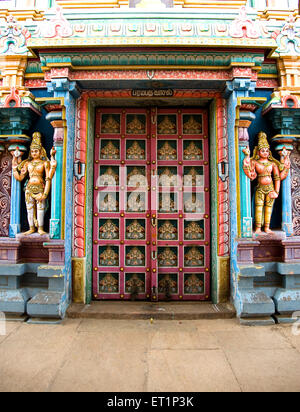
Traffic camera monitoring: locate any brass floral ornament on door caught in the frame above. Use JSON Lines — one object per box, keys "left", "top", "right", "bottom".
{"left": 12, "top": 132, "right": 57, "bottom": 235}
{"left": 242, "top": 132, "right": 291, "bottom": 234}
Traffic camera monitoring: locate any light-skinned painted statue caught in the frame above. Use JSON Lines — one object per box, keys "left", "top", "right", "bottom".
{"left": 11, "top": 132, "right": 57, "bottom": 235}
{"left": 242, "top": 132, "right": 290, "bottom": 235}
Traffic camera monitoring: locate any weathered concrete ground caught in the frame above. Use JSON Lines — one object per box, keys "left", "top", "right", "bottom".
{"left": 0, "top": 318, "right": 300, "bottom": 392}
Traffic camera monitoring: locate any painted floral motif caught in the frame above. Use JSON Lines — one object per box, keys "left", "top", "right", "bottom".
{"left": 0, "top": 15, "right": 30, "bottom": 55}
{"left": 159, "top": 167, "right": 177, "bottom": 187}
{"left": 127, "top": 192, "right": 146, "bottom": 212}
{"left": 159, "top": 194, "right": 177, "bottom": 213}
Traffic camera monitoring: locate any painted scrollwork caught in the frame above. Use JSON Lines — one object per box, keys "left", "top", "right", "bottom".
{"left": 0, "top": 150, "right": 12, "bottom": 237}
{"left": 291, "top": 146, "right": 300, "bottom": 236}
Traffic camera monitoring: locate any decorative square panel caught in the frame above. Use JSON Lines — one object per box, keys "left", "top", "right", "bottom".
{"left": 98, "top": 192, "right": 119, "bottom": 213}
{"left": 184, "top": 273, "right": 205, "bottom": 295}
{"left": 127, "top": 166, "right": 147, "bottom": 188}
{"left": 101, "top": 114, "right": 121, "bottom": 134}
{"left": 99, "top": 245, "right": 119, "bottom": 267}
{"left": 159, "top": 193, "right": 178, "bottom": 213}
{"left": 127, "top": 191, "right": 147, "bottom": 213}
{"left": 158, "top": 167, "right": 178, "bottom": 187}
{"left": 125, "top": 273, "right": 146, "bottom": 294}
{"left": 126, "top": 140, "right": 146, "bottom": 160}
{"left": 183, "top": 193, "right": 204, "bottom": 214}
{"left": 125, "top": 246, "right": 146, "bottom": 267}
{"left": 99, "top": 273, "right": 120, "bottom": 294}
{"left": 184, "top": 246, "right": 204, "bottom": 267}
{"left": 183, "top": 140, "right": 203, "bottom": 161}
{"left": 158, "top": 247, "right": 178, "bottom": 267}
{"left": 126, "top": 219, "right": 146, "bottom": 240}
{"left": 157, "top": 115, "right": 177, "bottom": 135}
{"left": 126, "top": 114, "right": 146, "bottom": 134}
{"left": 157, "top": 140, "right": 177, "bottom": 161}
{"left": 158, "top": 273, "right": 178, "bottom": 295}
{"left": 158, "top": 220, "right": 178, "bottom": 241}
{"left": 184, "top": 220, "right": 204, "bottom": 240}
{"left": 183, "top": 114, "right": 203, "bottom": 135}
{"left": 99, "top": 219, "right": 120, "bottom": 240}
{"left": 100, "top": 139, "right": 120, "bottom": 160}
{"left": 99, "top": 166, "right": 119, "bottom": 186}
{"left": 183, "top": 166, "right": 204, "bottom": 187}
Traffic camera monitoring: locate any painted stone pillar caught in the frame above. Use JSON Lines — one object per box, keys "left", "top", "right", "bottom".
{"left": 225, "top": 78, "right": 275, "bottom": 321}
{"left": 237, "top": 109, "right": 256, "bottom": 238}
{"left": 273, "top": 138, "right": 294, "bottom": 236}
{"left": 8, "top": 144, "right": 27, "bottom": 237}
{"left": 45, "top": 107, "right": 65, "bottom": 239}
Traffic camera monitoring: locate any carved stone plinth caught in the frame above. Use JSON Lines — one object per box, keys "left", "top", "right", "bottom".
{"left": 43, "top": 240, "right": 65, "bottom": 266}
{"left": 281, "top": 237, "right": 300, "bottom": 263}
{"left": 237, "top": 239, "right": 260, "bottom": 264}
{"left": 0, "top": 237, "right": 21, "bottom": 263}
{"left": 15, "top": 233, "right": 49, "bottom": 263}
{"left": 253, "top": 231, "right": 286, "bottom": 263}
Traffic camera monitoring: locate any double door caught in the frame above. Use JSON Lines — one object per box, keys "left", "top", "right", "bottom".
{"left": 93, "top": 107, "right": 210, "bottom": 301}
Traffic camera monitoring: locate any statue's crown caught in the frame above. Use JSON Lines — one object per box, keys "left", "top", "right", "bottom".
{"left": 257, "top": 132, "right": 270, "bottom": 150}
{"left": 30, "top": 132, "right": 42, "bottom": 150}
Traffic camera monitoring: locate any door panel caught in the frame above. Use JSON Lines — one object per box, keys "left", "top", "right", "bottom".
{"left": 93, "top": 107, "right": 210, "bottom": 301}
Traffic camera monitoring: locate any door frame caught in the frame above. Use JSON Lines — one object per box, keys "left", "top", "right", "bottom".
{"left": 73, "top": 90, "right": 230, "bottom": 305}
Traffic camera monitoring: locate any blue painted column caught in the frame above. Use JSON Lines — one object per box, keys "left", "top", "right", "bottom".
{"left": 8, "top": 144, "right": 27, "bottom": 238}
{"left": 46, "top": 78, "right": 80, "bottom": 308}
{"left": 225, "top": 79, "right": 256, "bottom": 309}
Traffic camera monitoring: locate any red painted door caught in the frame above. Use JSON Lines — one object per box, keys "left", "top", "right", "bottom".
{"left": 93, "top": 107, "right": 210, "bottom": 301}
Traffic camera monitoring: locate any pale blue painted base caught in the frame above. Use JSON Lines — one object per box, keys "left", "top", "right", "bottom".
{"left": 234, "top": 262, "right": 300, "bottom": 319}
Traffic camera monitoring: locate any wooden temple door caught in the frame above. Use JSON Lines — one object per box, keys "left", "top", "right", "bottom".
{"left": 93, "top": 107, "right": 210, "bottom": 301}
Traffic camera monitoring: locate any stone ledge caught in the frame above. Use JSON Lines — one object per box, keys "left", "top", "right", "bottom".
{"left": 67, "top": 301, "right": 236, "bottom": 320}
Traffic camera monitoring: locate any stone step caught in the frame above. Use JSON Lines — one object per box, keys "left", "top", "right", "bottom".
{"left": 67, "top": 301, "right": 236, "bottom": 320}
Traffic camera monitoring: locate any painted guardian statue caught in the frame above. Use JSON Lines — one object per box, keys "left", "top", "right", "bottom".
{"left": 11, "top": 132, "right": 57, "bottom": 235}
{"left": 242, "top": 132, "right": 290, "bottom": 235}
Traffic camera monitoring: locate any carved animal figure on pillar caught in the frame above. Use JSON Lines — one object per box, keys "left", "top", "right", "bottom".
{"left": 243, "top": 132, "right": 290, "bottom": 235}
{"left": 11, "top": 132, "right": 57, "bottom": 235}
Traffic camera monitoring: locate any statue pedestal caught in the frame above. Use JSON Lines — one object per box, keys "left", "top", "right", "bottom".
{"left": 237, "top": 238, "right": 260, "bottom": 265}
{"left": 253, "top": 230, "right": 286, "bottom": 263}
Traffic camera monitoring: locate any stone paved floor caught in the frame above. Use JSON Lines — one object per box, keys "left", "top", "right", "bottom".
{"left": 0, "top": 317, "right": 300, "bottom": 392}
